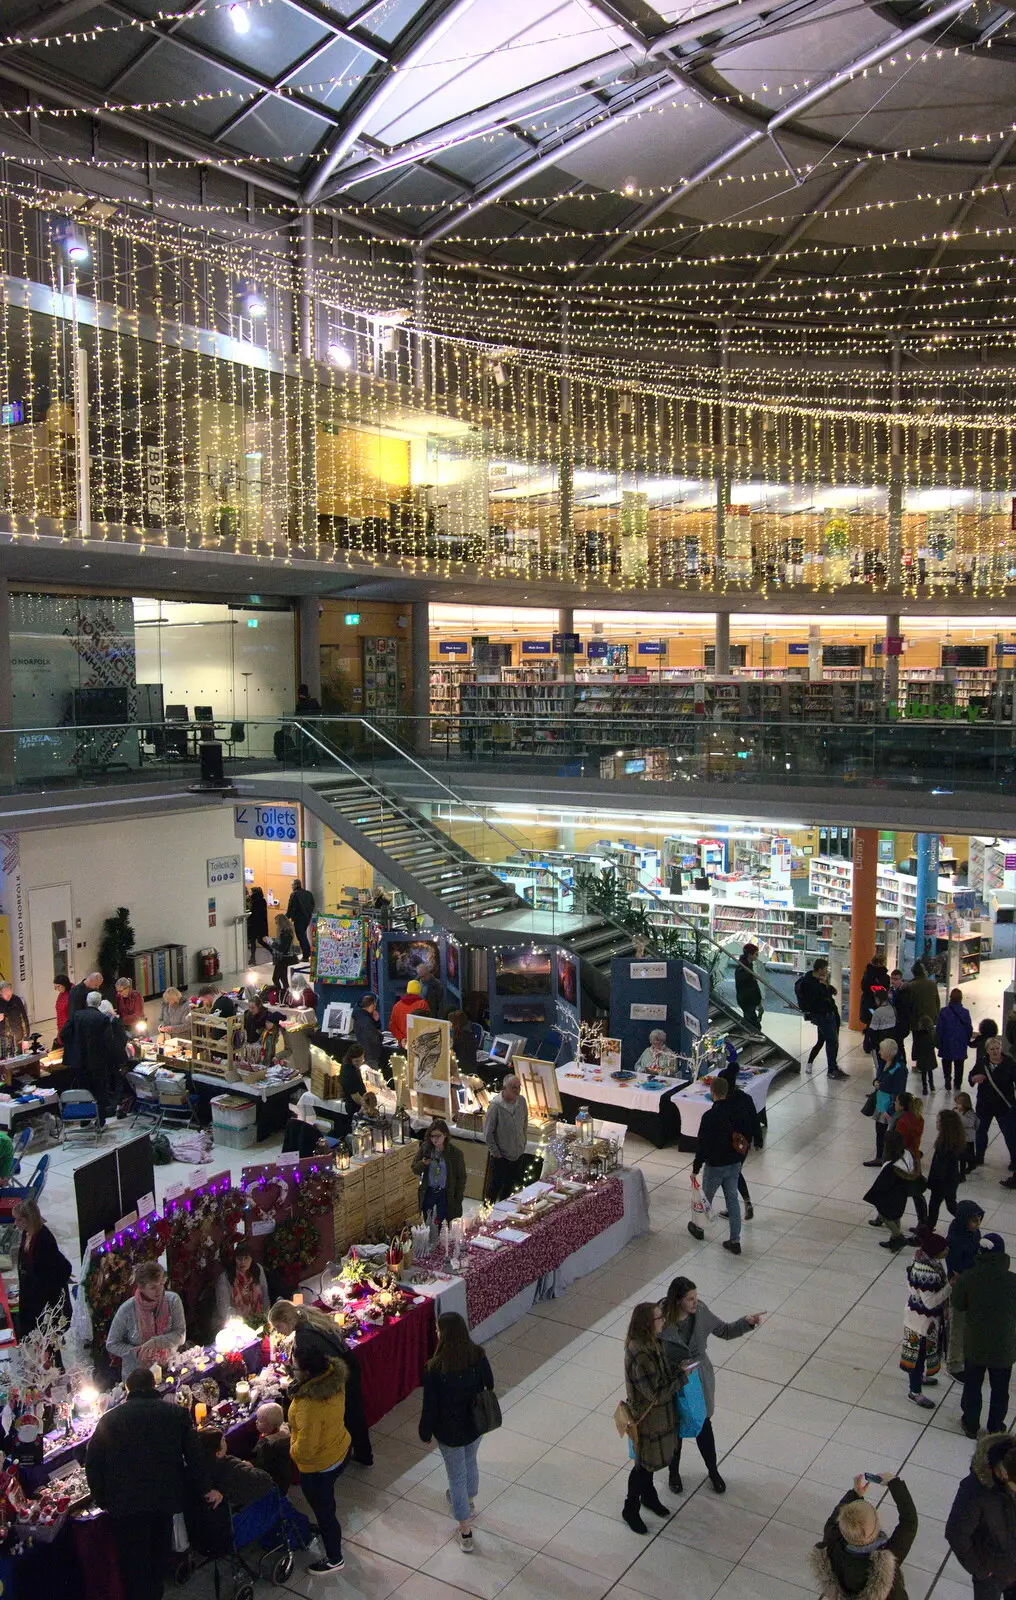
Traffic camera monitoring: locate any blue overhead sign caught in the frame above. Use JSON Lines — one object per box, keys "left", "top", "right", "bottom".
{"left": 439, "top": 640, "right": 469, "bottom": 654}
{"left": 637, "top": 641, "right": 666, "bottom": 656}
{"left": 587, "top": 640, "right": 610, "bottom": 659}
{"left": 788, "top": 643, "right": 809, "bottom": 656}
{"left": 522, "top": 640, "right": 551, "bottom": 654}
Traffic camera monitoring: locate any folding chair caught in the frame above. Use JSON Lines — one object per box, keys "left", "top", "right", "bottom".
{"left": 156, "top": 1078, "right": 199, "bottom": 1131}
{"left": 0, "top": 1153, "right": 50, "bottom": 1215}
{"left": 59, "top": 1089, "right": 102, "bottom": 1145}
{"left": 127, "top": 1070, "right": 162, "bottom": 1130}
{"left": 9, "top": 1128, "right": 32, "bottom": 1176}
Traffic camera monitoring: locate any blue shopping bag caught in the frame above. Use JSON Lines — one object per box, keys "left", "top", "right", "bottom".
{"left": 677, "top": 1366, "right": 707, "bottom": 1439}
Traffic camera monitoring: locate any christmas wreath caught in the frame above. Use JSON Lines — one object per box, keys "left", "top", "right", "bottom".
{"left": 298, "top": 1166, "right": 337, "bottom": 1214}
{"left": 263, "top": 1215, "right": 320, "bottom": 1285}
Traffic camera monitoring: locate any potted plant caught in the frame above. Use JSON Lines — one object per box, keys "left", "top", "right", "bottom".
{"left": 97, "top": 905, "right": 135, "bottom": 985}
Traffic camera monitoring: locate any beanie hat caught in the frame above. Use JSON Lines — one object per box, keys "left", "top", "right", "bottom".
{"left": 914, "top": 1226, "right": 948, "bottom": 1258}
{"left": 406, "top": 980, "right": 422, "bottom": 996}
{"left": 980, "top": 1232, "right": 1006, "bottom": 1254}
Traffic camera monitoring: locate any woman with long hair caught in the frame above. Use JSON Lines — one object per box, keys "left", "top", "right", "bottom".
{"left": 13, "top": 1198, "right": 72, "bottom": 1337}
{"left": 418, "top": 1311, "right": 495, "bottom": 1553}
{"left": 411, "top": 1119, "right": 467, "bottom": 1223}
{"left": 287, "top": 1344, "right": 350, "bottom": 1574}
{"left": 214, "top": 1242, "right": 269, "bottom": 1329}
{"left": 659, "top": 1277, "right": 763, "bottom": 1496}
{"left": 621, "top": 1301, "right": 681, "bottom": 1534}
{"left": 270, "top": 915, "right": 298, "bottom": 992}
{"left": 268, "top": 1300, "right": 373, "bottom": 1466}
{"left": 246, "top": 886, "right": 271, "bottom": 965}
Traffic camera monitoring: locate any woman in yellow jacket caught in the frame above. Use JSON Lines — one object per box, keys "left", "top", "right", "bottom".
{"left": 288, "top": 1345, "right": 351, "bottom": 1574}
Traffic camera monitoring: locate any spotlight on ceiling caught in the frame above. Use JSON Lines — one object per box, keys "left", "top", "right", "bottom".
{"left": 244, "top": 290, "right": 267, "bottom": 319}
{"left": 66, "top": 239, "right": 90, "bottom": 265}
{"left": 327, "top": 343, "right": 353, "bottom": 369}
{"left": 229, "top": 3, "right": 251, "bottom": 32}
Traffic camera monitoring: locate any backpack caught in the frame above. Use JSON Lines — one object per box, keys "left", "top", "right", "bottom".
{"left": 794, "top": 974, "right": 811, "bottom": 1016}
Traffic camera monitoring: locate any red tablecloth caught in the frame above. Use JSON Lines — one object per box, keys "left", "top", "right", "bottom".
{"left": 427, "top": 1178, "right": 625, "bottom": 1329}
{"left": 352, "top": 1296, "right": 437, "bottom": 1427}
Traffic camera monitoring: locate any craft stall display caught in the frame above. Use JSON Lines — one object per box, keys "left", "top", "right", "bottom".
{"left": 556, "top": 1053, "right": 692, "bottom": 1147}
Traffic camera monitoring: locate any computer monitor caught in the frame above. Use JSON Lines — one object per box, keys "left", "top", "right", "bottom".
{"left": 479, "top": 1031, "right": 494, "bottom": 1054}
{"left": 489, "top": 1036, "right": 516, "bottom": 1065}
{"left": 194, "top": 705, "right": 214, "bottom": 722}
{"left": 165, "top": 704, "right": 188, "bottom": 722}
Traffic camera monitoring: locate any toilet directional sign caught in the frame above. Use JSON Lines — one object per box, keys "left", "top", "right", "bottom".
{"left": 234, "top": 803, "right": 299, "bottom": 841}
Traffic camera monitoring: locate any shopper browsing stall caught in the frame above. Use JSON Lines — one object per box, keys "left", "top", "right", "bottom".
{"left": 388, "top": 980, "right": 429, "bottom": 1045}
{"left": 353, "top": 993, "right": 388, "bottom": 1078}
{"left": 413, "top": 1118, "right": 466, "bottom": 1222}
{"left": 268, "top": 1300, "right": 373, "bottom": 1467}
{"left": 659, "top": 1275, "right": 762, "bottom": 1495}
{"left": 85, "top": 1366, "right": 219, "bottom": 1600}
{"left": 197, "top": 1428, "right": 275, "bottom": 1511}
{"left": 13, "top": 1198, "right": 72, "bottom": 1337}
{"left": 419, "top": 1311, "right": 497, "bottom": 1553}
{"left": 114, "top": 976, "right": 145, "bottom": 1028}
{"left": 106, "top": 1260, "right": 187, "bottom": 1378}
{"left": 483, "top": 1073, "right": 529, "bottom": 1202}
{"left": 287, "top": 1344, "right": 350, "bottom": 1574}
{"left": 214, "top": 1243, "right": 269, "bottom": 1330}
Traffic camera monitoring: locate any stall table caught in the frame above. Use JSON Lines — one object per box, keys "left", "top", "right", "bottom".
{"left": 190, "top": 1072, "right": 296, "bottom": 1139}
{"left": 415, "top": 1167, "right": 649, "bottom": 1341}
{"left": 672, "top": 1065, "right": 784, "bottom": 1146}
{"left": 556, "top": 1061, "right": 690, "bottom": 1147}
{"left": 0, "top": 1088, "right": 59, "bottom": 1133}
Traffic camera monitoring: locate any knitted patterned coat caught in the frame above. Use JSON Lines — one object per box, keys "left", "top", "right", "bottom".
{"left": 623, "top": 1338, "right": 680, "bottom": 1472}
{"left": 900, "top": 1251, "right": 950, "bottom": 1376}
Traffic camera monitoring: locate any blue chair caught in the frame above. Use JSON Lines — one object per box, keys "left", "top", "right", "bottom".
{"left": 0, "top": 1152, "right": 50, "bottom": 1213}
{"left": 8, "top": 1128, "right": 32, "bottom": 1176}
{"left": 60, "top": 1089, "right": 101, "bottom": 1145}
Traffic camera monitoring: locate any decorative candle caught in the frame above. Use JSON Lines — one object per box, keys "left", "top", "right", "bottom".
{"left": 150, "top": 1364, "right": 162, "bottom": 1386}
{"left": 193, "top": 1402, "right": 207, "bottom": 1425}
{"left": 235, "top": 1381, "right": 251, "bottom": 1406}
{"left": 292, "top": 1292, "right": 304, "bottom": 1306}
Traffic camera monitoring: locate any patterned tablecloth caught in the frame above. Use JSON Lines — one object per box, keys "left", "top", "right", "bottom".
{"left": 421, "top": 1178, "right": 625, "bottom": 1330}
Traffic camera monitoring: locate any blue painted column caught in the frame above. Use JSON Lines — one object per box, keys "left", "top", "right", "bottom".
{"left": 913, "top": 833, "right": 939, "bottom": 963}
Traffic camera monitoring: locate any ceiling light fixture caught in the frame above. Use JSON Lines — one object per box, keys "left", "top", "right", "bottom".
{"left": 229, "top": 4, "right": 251, "bottom": 32}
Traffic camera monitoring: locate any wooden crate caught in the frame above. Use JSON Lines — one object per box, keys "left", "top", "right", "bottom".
{"left": 190, "top": 1014, "right": 244, "bottom": 1077}
{"left": 362, "top": 1162, "right": 386, "bottom": 1202}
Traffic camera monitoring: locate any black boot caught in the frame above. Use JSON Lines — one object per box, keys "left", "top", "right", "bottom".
{"left": 641, "top": 1487, "right": 670, "bottom": 1517}
{"left": 668, "top": 1469, "right": 683, "bottom": 1494}
{"left": 622, "top": 1499, "right": 647, "bottom": 1534}
{"left": 708, "top": 1471, "right": 727, "bottom": 1494}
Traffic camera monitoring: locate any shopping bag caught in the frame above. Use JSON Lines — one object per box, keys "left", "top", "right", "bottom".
{"left": 677, "top": 1367, "right": 707, "bottom": 1439}
{"left": 689, "top": 1174, "right": 711, "bottom": 1218}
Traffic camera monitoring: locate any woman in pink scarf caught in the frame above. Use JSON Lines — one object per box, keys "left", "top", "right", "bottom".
{"left": 106, "top": 1261, "right": 187, "bottom": 1378}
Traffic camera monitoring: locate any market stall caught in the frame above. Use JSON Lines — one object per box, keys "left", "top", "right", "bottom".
{"left": 556, "top": 1059, "right": 690, "bottom": 1147}
{"left": 671, "top": 1062, "right": 787, "bottom": 1145}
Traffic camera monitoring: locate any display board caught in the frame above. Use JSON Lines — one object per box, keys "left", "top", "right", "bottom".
{"left": 362, "top": 635, "right": 399, "bottom": 714}
{"left": 73, "top": 1135, "right": 156, "bottom": 1256}
{"left": 406, "top": 1013, "right": 452, "bottom": 1118}
{"left": 312, "top": 913, "right": 369, "bottom": 984}
{"left": 608, "top": 957, "right": 710, "bottom": 1069}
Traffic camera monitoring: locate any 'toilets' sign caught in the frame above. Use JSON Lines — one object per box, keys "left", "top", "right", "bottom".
{"left": 234, "top": 803, "right": 298, "bottom": 841}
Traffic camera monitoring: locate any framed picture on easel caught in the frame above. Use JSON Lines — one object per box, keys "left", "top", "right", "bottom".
{"left": 514, "top": 1055, "right": 563, "bottom": 1122}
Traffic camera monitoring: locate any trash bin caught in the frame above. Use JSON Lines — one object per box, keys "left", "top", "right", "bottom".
{"left": 197, "top": 948, "right": 221, "bottom": 981}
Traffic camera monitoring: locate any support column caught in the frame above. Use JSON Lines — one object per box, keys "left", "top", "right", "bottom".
{"left": 558, "top": 605, "right": 575, "bottom": 682}
{"left": 913, "top": 832, "right": 938, "bottom": 965}
{"left": 411, "top": 600, "right": 431, "bottom": 753}
{"left": 559, "top": 298, "right": 573, "bottom": 575}
{"left": 0, "top": 574, "right": 12, "bottom": 790}
{"left": 714, "top": 611, "right": 731, "bottom": 675}
{"left": 808, "top": 623, "right": 823, "bottom": 682}
{"left": 298, "top": 595, "right": 321, "bottom": 703}
{"left": 297, "top": 210, "right": 315, "bottom": 361}
{"left": 885, "top": 611, "right": 901, "bottom": 707}
{"left": 848, "top": 827, "right": 879, "bottom": 1030}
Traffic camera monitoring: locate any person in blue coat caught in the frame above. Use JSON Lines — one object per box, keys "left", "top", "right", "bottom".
{"left": 936, "top": 988, "right": 973, "bottom": 1093}
{"left": 864, "top": 1038, "right": 909, "bottom": 1166}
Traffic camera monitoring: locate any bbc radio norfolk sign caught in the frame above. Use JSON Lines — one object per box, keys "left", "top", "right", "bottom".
{"left": 234, "top": 803, "right": 298, "bottom": 841}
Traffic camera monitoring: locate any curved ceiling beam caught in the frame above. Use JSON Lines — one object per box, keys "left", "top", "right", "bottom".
{"left": 315, "top": 0, "right": 800, "bottom": 200}
{"left": 902, "top": 127, "right": 1016, "bottom": 319}
{"left": 420, "top": 76, "right": 680, "bottom": 245}
{"left": 575, "top": 0, "right": 977, "bottom": 280}
{"left": 749, "top": 161, "right": 865, "bottom": 285}
{"left": 302, "top": 0, "right": 478, "bottom": 203}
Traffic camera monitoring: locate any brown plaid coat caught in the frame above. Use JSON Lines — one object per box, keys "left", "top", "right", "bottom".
{"left": 624, "top": 1338, "right": 680, "bottom": 1471}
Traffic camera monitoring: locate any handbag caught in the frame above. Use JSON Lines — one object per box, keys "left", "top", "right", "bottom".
{"left": 612, "top": 1397, "right": 652, "bottom": 1442}
{"left": 472, "top": 1387, "right": 502, "bottom": 1436}
{"left": 732, "top": 1131, "right": 749, "bottom": 1157}
{"left": 677, "top": 1367, "right": 707, "bottom": 1439}
{"left": 861, "top": 1090, "right": 877, "bottom": 1118}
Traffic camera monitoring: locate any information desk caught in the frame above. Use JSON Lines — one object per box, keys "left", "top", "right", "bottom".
{"left": 671, "top": 1065, "right": 783, "bottom": 1146}
{"left": 556, "top": 1061, "right": 690, "bottom": 1147}
{"left": 414, "top": 1166, "right": 649, "bottom": 1340}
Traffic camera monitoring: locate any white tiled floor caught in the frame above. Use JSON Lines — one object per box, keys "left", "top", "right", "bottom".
{"left": 33, "top": 958, "right": 1016, "bottom": 1598}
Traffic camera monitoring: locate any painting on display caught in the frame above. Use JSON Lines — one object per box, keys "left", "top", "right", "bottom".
{"left": 406, "top": 1014, "right": 452, "bottom": 1116}
{"left": 556, "top": 950, "right": 578, "bottom": 1006}
{"left": 386, "top": 938, "right": 440, "bottom": 985}
{"left": 311, "top": 914, "right": 368, "bottom": 984}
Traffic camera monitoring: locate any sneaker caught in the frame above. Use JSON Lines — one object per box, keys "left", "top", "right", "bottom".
{"left": 924, "top": 1378, "right": 939, "bottom": 1387}
{"left": 744, "top": 1203, "right": 755, "bottom": 1220}
{"left": 458, "top": 1530, "right": 474, "bottom": 1553}
{"left": 863, "top": 1158, "right": 883, "bottom": 1167}
{"left": 687, "top": 1221, "right": 705, "bottom": 1241}
{"left": 722, "top": 1239, "right": 741, "bottom": 1255}
{"left": 908, "top": 1393, "right": 935, "bottom": 1409}
{"left": 805, "top": 1063, "right": 813, "bottom": 1075}
{"left": 879, "top": 1237, "right": 905, "bottom": 1251}
{"left": 308, "top": 1557, "right": 345, "bottom": 1574}
{"left": 828, "top": 1068, "right": 849, "bottom": 1080}
{"left": 962, "top": 1421, "right": 979, "bottom": 1439}
{"left": 868, "top": 1218, "right": 886, "bottom": 1228}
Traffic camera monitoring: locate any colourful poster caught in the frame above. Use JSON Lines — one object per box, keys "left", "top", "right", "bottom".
{"left": 311, "top": 914, "right": 368, "bottom": 984}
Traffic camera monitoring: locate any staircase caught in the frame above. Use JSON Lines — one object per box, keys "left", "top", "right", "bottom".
{"left": 238, "top": 757, "right": 800, "bottom": 1071}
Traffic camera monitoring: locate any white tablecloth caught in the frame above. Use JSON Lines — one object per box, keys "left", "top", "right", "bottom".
{"left": 672, "top": 1068, "right": 780, "bottom": 1139}
{"left": 0, "top": 1089, "right": 59, "bottom": 1128}
{"left": 556, "top": 1063, "right": 685, "bottom": 1115}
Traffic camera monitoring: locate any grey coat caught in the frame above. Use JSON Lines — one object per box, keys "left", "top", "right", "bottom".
{"left": 660, "top": 1303, "right": 755, "bottom": 1416}
{"left": 106, "top": 1289, "right": 187, "bottom": 1377}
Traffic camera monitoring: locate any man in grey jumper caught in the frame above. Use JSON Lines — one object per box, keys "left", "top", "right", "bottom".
{"left": 484, "top": 1074, "right": 529, "bottom": 1201}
